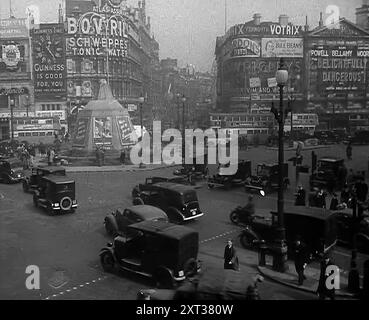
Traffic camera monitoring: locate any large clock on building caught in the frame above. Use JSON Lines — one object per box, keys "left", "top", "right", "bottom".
{"left": 34, "top": 34, "right": 63, "bottom": 64}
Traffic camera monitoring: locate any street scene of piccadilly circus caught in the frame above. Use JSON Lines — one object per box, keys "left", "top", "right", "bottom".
{"left": 1, "top": 0, "right": 369, "bottom": 305}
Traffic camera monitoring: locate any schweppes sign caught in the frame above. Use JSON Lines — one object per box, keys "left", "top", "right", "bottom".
{"left": 231, "top": 38, "right": 261, "bottom": 58}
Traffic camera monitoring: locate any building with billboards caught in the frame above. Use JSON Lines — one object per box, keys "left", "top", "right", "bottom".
{"left": 0, "top": 17, "right": 33, "bottom": 140}
{"left": 65, "top": 0, "right": 160, "bottom": 129}
{"left": 214, "top": 14, "right": 306, "bottom": 138}
{"left": 305, "top": 15, "right": 369, "bottom": 131}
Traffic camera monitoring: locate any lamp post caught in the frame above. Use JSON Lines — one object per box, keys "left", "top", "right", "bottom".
{"left": 176, "top": 93, "right": 181, "bottom": 129}
{"left": 181, "top": 95, "right": 186, "bottom": 158}
{"left": 138, "top": 95, "right": 145, "bottom": 168}
{"left": 271, "top": 58, "right": 289, "bottom": 272}
{"left": 8, "top": 95, "right": 15, "bottom": 140}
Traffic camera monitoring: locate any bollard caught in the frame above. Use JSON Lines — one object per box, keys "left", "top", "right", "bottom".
{"left": 258, "top": 240, "right": 267, "bottom": 267}
{"left": 363, "top": 259, "right": 369, "bottom": 299}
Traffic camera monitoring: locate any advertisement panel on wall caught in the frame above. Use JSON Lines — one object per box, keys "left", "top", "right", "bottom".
{"left": 308, "top": 44, "right": 369, "bottom": 93}
{"left": 0, "top": 41, "right": 25, "bottom": 72}
{"left": 0, "top": 18, "right": 28, "bottom": 38}
{"left": 223, "top": 58, "right": 303, "bottom": 99}
{"left": 32, "top": 24, "right": 66, "bottom": 98}
{"left": 261, "top": 38, "right": 303, "bottom": 58}
{"left": 93, "top": 117, "right": 113, "bottom": 146}
{"left": 73, "top": 118, "right": 90, "bottom": 146}
{"left": 117, "top": 115, "right": 136, "bottom": 146}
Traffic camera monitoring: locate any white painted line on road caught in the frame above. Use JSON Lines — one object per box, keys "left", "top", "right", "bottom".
{"left": 200, "top": 229, "right": 239, "bottom": 244}
{"left": 43, "top": 276, "right": 108, "bottom": 300}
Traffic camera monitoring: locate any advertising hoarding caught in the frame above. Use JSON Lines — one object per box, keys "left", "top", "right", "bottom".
{"left": 261, "top": 38, "right": 303, "bottom": 58}
{"left": 0, "top": 41, "right": 25, "bottom": 72}
{"left": 117, "top": 116, "right": 136, "bottom": 146}
{"left": 0, "top": 18, "right": 28, "bottom": 39}
{"left": 93, "top": 117, "right": 113, "bottom": 146}
{"left": 32, "top": 24, "right": 66, "bottom": 98}
{"left": 73, "top": 118, "right": 90, "bottom": 146}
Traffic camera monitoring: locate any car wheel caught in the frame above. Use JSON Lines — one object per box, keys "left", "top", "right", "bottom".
{"left": 22, "top": 181, "right": 29, "bottom": 193}
{"left": 240, "top": 232, "right": 257, "bottom": 249}
{"left": 154, "top": 267, "right": 174, "bottom": 289}
{"left": 100, "top": 251, "right": 115, "bottom": 273}
{"left": 184, "top": 258, "right": 198, "bottom": 277}
{"left": 133, "top": 197, "right": 144, "bottom": 205}
{"left": 229, "top": 211, "right": 240, "bottom": 225}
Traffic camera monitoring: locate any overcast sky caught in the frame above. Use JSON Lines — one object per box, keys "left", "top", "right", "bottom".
{"left": 0, "top": 0, "right": 363, "bottom": 71}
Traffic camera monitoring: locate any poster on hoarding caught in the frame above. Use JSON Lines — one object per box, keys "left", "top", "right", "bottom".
{"left": 0, "top": 18, "right": 28, "bottom": 38}
{"left": 32, "top": 24, "right": 66, "bottom": 98}
{"left": 117, "top": 116, "right": 136, "bottom": 146}
{"left": 261, "top": 38, "right": 303, "bottom": 58}
{"left": 73, "top": 118, "right": 90, "bottom": 146}
{"left": 0, "top": 42, "right": 25, "bottom": 71}
{"left": 93, "top": 117, "right": 113, "bottom": 145}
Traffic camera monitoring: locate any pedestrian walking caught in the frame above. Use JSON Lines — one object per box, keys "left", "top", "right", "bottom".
{"left": 340, "top": 185, "right": 351, "bottom": 206}
{"left": 346, "top": 142, "right": 352, "bottom": 161}
{"left": 317, "top": 255, "right": 336, "bottom": 300}
{"left": 294, "top": 185, "right": 306, "bottom": 206}
{"left": 293, "top": 237, "right": 308, "bottom": 285}
{"left": 329, "top": 193, "right": 339, "bottom": 211}
{"left": 315, "top": 189, "right": 326, "bottom": 209}
{"left": 356, "top": 178, "right": 368, "bottom": 202}
{"left": 48, "top": 148, "right": 55, "bottom": 166}
{"left": 224, "top": 239, "right": 239, "bottom": 271}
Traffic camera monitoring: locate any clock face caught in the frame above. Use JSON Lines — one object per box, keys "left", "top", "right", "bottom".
{"left": 34, "top": 34, "right": 63, "bottom": 64}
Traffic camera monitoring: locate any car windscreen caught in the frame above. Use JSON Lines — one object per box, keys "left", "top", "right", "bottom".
{"left": 55, "top": 183, "right": 74, "bottom": 193}
{"left": 10, "top": 162, "right": 23, "bottom": 170}
{"left": 182, "top": 191, "right": 198, "bottom": 203}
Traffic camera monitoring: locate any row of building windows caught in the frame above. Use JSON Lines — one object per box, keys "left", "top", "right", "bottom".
{"left": 13, "top": 119, "right": 54, "bottom": 125}
{"left": 210, "top": 115, "right": 273, "bottom": 122}
{"left": 17, "top": 131, "right": 54, "bottom": 137}
{"left": 40, "top": 104, "right": 63, "bottom": 111}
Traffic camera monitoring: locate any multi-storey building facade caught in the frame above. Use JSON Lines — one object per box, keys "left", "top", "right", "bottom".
{"left": 0, "top": 17, "right": 33, "bottom": 140}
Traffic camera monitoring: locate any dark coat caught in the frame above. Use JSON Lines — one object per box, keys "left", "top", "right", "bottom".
{"left": 224, "top": 245, "right": 239, "bottom": 270}
{"left": 317, "top": 259, "right": 336, "bottom": 297}
{"left": 295, "top": 189, "right": 306, "bottom": 206}
{"left": 293, "top": 242, "right": 308, "bottom": 270}
{"left": 329, "top": 198, "right": 339, "bottom": 211}
{"left": 315, "top": 194, "right": 326, "bottom": 208}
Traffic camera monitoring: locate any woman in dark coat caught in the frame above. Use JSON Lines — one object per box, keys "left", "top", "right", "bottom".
{"left": 224, "top": 239, "right": 239, "bottom": 271}
{"left": 317, "top": 255, "right": 336, "bottom": 300}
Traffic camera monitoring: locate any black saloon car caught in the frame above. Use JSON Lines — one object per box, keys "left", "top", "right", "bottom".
{"left": 100, "top": 220, "right": 200, "bottom": 288}
{"left": 132, "top": 182, "right": 204, "bottom": 223}
{"left": 0, "top": 158, "right": 25, "bottom": 184}
{"left": 22, "top": 166, "right": 66, "bottom": 193}
{"left": 104, "top": 205, "right": 169, "bottom": 236}
{"left": 33, "top": 175, "right": 77, "bottom": 215}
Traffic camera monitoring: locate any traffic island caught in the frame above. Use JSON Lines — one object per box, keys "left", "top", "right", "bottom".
{"left": 257, "top": 261, "right": 358, "bottom": 298}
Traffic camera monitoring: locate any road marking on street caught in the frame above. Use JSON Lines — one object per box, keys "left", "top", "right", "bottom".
{"left": 200, "top": 229, "right": 239, "bottom": 244}
{"left": 43, "top": 275, "right": 108, "bottom": 300}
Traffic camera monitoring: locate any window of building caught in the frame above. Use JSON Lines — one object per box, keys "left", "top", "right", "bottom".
{"left": 47, "top": 105, "right": 51, "bottom": 111}
{"left": 25, "top": 132, "right": 31, "bottom": 136}
{"left": 32, "top": 132, "right": 38, "bottom": 136}
{"left": 18, "top": 132, "right": 25, "bottom": 137}
{"left": 46, "top": 120, "right": 52, "bottom": 124}
{"left": 46, "top": 132, "right": 53, "bottom": 136}
{"left": 247, "top": 130, "right": 253, "bottom": 134}
{"left": 31, "top": 120, "right": 38, "bottom": 124}
{"left": 39, "top": 132, "right": 46, "bottom": 136}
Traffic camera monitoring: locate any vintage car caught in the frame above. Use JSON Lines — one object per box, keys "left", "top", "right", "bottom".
{"left": 33, "top": 175, "right": 77, "bottom": 215}
{"left": 244, "top": 163, "right": 289, "bottom": 194}
{"left": 132, "top": 182, "right": 204, "bottom": 223}
{"left": 349, "top": 130, "right": 369, "bottom": 145}
{"left": 0, "top": 158, "right": 25, "bottom": 184}
{"left": 173, "top": 153, "right": 209, "bottom": 180}
{"left": 104, "top": 205, "right": 169, "bottom": 237}
{"left": 309, "top": 157, "right": 347, "bottom": 191}
{"left": 132, "top": 176, "right": 192, "bottom": 198}
{"left": 207, "top": 160, "right": 251, "bottom": 190}
{"left": 237, "top": 206, "right": 338, "bottom": 258}
{"left": 100, "top": 220, "right": 200, "bottom": 288}
{"left": 314, "top": 130, "right": 338, "bottom": 145}
{"left": 22, "top": 166, "right": 66, "bottom": 193}
{"left": 137, "top": 265, "right": 264, "bottom": 300}
{"left": 335, "top": 208, "right": 369, "bottom": 254}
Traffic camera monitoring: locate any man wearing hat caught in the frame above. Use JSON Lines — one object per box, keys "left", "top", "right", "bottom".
{"left": 329, "top": 193, "right": 339, "bottom": 211}
{"left": 317, "top": 254, "right": 336, "bottom": 300}
{"left": 294, "top": 185, "right": 306, "bottom": 206}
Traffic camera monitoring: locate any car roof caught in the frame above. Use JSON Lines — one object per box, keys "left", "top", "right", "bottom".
{"left": 35, "top": 166, "right": 66, "bottom": 173}
{"left": 319, "top": 157, "right": 343, "bottom": 162}
{"left": 127, "top": 205, "right": 168, "bottom": 220}
{"left": 271, "top": 206, "right": 337, "bottom": 221}
{"left": 153, "top": 182, "right": 195, "bottom": 193}
{"left": 42, "top": 175, "right": 75, "bottom": 184}
{"left": 128, "top": 220, "right": 198, "bottom": 240}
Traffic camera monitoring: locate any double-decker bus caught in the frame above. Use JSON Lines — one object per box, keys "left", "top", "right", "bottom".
{"left": 12, "top": 116, "right": 61, "bottom": 144}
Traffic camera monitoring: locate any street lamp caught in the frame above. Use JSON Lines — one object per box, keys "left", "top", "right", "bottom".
{"left": 8, "top": 95, "right": 15, "bottom": 140}
{"left": 181, "top": 95, "right": 186, "bottom": 158}
{"left": 271, "top": 58, "right": 289, "bottom": 272}
{"left": 138, "top": 95, "right": 145, "bottom": 168}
